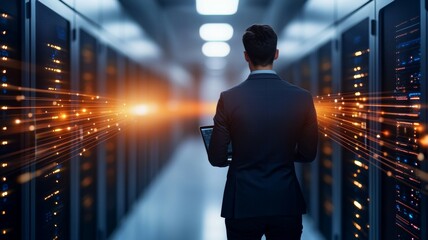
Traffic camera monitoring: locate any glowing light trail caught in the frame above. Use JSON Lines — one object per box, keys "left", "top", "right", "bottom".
{"left": 1, "top": 80, "right": 427, "bottom": 195}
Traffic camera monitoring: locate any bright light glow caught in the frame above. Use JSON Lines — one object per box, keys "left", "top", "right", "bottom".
{"left": 202, "top": 42, "right": 230, "bottom": 57}
{"left": 353, "top": 200, "right": 362, "bottom": 210}
{"left": 131, "top": 104, "right": 158, "bottom": 116}
{"left": 199, "top": 24, "right": 233, "bottom": 41}
{"left": 353, "top": 222, "right": 362, "bottom": 231}
{"left": 196, "top": 0, "right": 239, "bottom": 15}
{"left": 420, "top": 134, "right": 428, "bottom": 146}
{"left": 354, "top": 160, "right": 363, "bottom": 167}
{"left": 133, "top": 105, "right": 149, "bottom": 116}
{"left": 353, "top": 180, "right": 363, "bottom": 188}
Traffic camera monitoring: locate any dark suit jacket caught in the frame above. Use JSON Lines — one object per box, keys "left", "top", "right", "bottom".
{"left": 208, "top": 73, "right": 318, "bottom": 219}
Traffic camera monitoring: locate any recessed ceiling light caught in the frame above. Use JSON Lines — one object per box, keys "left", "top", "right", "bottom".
{"left": 199, "top": 23, "right": 233, "bottom": 41}
{"left": 202, "top": 42, "right": 230, "bottom": 57}
{"left": 196, "top": 0, "right": 239, "bottom": 15}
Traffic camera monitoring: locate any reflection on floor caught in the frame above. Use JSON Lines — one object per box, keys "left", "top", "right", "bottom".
{"left": 110, "top": 137, "right": 325, "bottom": 240}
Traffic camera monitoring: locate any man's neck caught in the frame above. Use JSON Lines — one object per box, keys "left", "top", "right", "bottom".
{"left": 249, "top": 64, "right": 273, "bottom": 71}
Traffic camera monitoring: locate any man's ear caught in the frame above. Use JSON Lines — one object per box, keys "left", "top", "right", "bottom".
{"left": 244, "top": 51, "right": 250, "bottom": 62}
{"left": 274, "top": 49, "right": 279, "bottom": 60}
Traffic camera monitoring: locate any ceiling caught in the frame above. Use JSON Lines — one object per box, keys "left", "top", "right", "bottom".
{"left": 118, "top": 0, "right": 307, "bottom": 80}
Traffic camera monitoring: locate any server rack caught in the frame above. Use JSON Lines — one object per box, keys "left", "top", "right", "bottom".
{"left": 278, "top": 64, "right": 294, "bottom": 84}
{"left": 379, "top": 0, "right": 427, "bottom": 239}
{"left": 340, "top": 18, "right": 370, "bottom": 240}
{"left": 158, "top": 78, "right": 174, "bottom": 170}
{"left": 0, "top": 0, "right": 180, "bottom": 239}
{"left": 145, "top": 72, "right": 161, "bottom": 186}
{"left": 104, "top": 46, "right": 119, "bottom": 237}
{"left": 316, "top": 40, "right": 334, "bottom": 240}
{"left": 280, "top": 63, "right": 298, "bottom": 85}
{"left": 298, "top": 55, "right": 315, "bottom": 216}
{"left": 299, "top": 55, "right": 312, "bottom": 92}
{"left": 136, "top": 66, "right": 152, "bottom": 198}
{"left": 33, "top": 1, "right": 73, "bottom": 239}
{"left": 0, "top": 1, "right": 24, "bottom": 239}
{"left": 122, "top": 57, "right": 131, "bottom": 215}
{"left": 116, "top": 50, "right": 126, "bottom": 225}
{"left": 278, "top": 1, "right": 428, "bottom": 239}
{"left": 77, "top": 28, "right": 99, "bottom": 240}
{"left": 335, "top": 3, "right": 375, "bottom": 239}
{"left": 125, "top": 58, "right": 137, "bottom": 212}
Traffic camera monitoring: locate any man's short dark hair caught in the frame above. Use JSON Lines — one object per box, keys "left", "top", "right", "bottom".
{"left": 242, "top": 24, "right": 278, "bottom": 66}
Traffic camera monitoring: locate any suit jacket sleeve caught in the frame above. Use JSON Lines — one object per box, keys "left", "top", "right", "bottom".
{"left": 295, "top": 94, "right": 319, "bottom": 162}
{"left": 208, "top": 92, "right": 230, "bottom": 167}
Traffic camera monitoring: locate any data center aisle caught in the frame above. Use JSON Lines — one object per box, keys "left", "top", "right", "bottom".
{"left": 111, "top": 137, "right": 324, "bottom": 240}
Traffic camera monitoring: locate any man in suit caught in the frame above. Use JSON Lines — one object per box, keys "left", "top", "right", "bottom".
{"left": 208, "top": 24, "right": 318, "bottom": 240}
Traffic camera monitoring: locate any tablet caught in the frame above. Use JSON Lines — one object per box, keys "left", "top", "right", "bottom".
{"left": 199, "top": 125, "right": 232, "bottom": 160}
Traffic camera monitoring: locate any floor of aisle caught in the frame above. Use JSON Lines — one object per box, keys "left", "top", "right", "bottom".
{"left": 110, "top": 137, "right": 325, "bottom": 240}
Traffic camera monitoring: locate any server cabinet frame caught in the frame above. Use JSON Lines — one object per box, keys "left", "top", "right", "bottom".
{"left": 95, "top": 33, "right": 108, "bottom": 240}
{"left": 115, "top": 50, "right": 126, "bottom": 226}
{"left": 308, "top": 51, "right": 320, "bottom": 229}
{"left": 74, "top": 14, "right": 103, "bottom": 240}
{"left": 422, "top": 0, "right": 428, "bottom": 238}
{"left": 136, "top": 66, "right": 151, "bottom": 198}
{"left": 372, "top": 2, "right": 394, "bottom": 240}
{"left": 334, "top": 2, "right": 376, "bottom": 239}
{"left": 69, "top": 7, "right": 79, "bottom": 240}
{"left": 22, "top": 0, "right": 32, "bottom": 239}
{"left": 373, "top": 2, "right": 396, "bottom": 240}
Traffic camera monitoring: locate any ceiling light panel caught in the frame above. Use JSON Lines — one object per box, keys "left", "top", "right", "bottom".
{"left": 199, "top": 23, "right": 233, "bottom": 41}
{"left": 196, "top": 0, "right": 239, "bottom": 15}
{"left": 103, "top": 21, "right": 144, "bottom": 39}
{"left": 202, "top": 42, "right": 230, "bottom": 57}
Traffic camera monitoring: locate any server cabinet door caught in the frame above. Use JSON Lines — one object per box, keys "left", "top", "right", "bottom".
{"left": 380, "top": 1, "right": 424, "bottom": 239}
{"left": 340, "top": 18, "right": 370, "bottom": 240}
{"left": 34, "top": 2, "right": 71, "bottom": 239}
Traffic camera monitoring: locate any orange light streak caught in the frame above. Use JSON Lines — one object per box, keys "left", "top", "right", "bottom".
{"left": 1, "top": 82, "right": 427, "bottom": 196}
